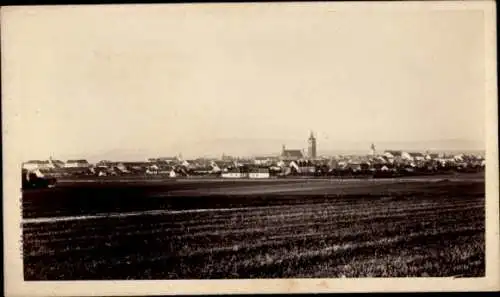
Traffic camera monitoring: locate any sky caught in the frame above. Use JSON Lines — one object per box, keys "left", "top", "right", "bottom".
{"left": 2, "top": 4, "right": 488, "bottom": 161}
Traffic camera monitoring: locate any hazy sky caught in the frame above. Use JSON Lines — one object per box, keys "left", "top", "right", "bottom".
{"left": 2, "top": 4, "right": 487, "bottom": 160}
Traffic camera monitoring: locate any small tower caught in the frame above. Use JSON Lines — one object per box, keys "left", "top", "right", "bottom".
{"left": 308, "top": 131, "right": 317, "bottom": 159}
{"left": 370, "top": 143, "right": 376, "bottom": 156}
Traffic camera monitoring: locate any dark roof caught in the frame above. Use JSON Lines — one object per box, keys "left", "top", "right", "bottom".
{"left": 282, "top": 150, "right": 303, "bottom": 158}
{"left": 66, "top": 159, "right": 89, "bottom": 163}
{"left": 254, "top": 156, "right": 272, "bottom": 160}
{"left": 192, "top": 166, "right": 214, "bottom": 172}
{"left": 148, "top": 157, "right": 178, "bottom": 162}
{"left": 60, "top": 167, "right": 92, "bottom": 172}
{"left": 25, "top": 160, "right": 50, "bottom": 164}
{"left": 384, "top": 150, "right": 402, "bottom": 157}
{"left": 250, "top": 168, "right": 270, "bottom": 173}
{"left": 121, "top": 162, "right": 150, "bottom": 166}
{"left": 408, "top": 152, "right": 424, "bottom": 157}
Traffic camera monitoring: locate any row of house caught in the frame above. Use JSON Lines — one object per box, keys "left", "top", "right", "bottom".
{"left": 21, "top": 150, "right": 485, "bottom": 179}
{"left": 22, "top": 159, "right": 90, "bottom": 170}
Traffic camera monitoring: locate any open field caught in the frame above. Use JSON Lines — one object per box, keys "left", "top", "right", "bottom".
{"left": 22, "top": 174, "right": 485, "bottom": 279}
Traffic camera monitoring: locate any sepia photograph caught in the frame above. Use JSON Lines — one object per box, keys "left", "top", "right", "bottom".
{"left": 2, "top": 1, "right": 499, "bottom": 295}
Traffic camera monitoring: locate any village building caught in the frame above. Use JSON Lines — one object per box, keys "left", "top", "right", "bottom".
{"left": 64, "top": 159, "right": 90, "bottom": 168}
{"left": 281, "top": 145, "right": 304, "bottom": 161}
{"left": 253, "top": 156, "right": 273, "bottom": 166}
{"left": 249, "top": 168, "right": 270, "bottom": 179}
{"left": 425, "top": 153, "right": 439, "bottom": 160}
{"left": 147, "top": 157, "right": 179, "bottom": 164}
{"left": 22, "top": 160, "right": 55, "bottom": 171}
{"left": 221, "top": 167, "right": 247, "bottom": 179}
{"left": 48, "top": 158, "right": 65, "bottom": 168}
{"left": 289, "top": 161, "right": 316, "bottom": 175}
{"left": 402, "top": 152, "right": 426, "bottom": 162}
{"left": 384, "top": 150, "right": 403, "bottom": 159}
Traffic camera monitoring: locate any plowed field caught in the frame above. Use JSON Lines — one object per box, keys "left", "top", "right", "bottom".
{"left": 22, "top": 176, "right": 485, "bottom": 279}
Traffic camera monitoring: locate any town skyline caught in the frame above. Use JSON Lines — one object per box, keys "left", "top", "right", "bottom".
{"left": 29, "top": 136, "right": 484, "bottom": 163}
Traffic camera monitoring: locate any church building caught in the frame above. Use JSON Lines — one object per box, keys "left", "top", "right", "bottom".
{"left": 281, "top": 131, "right": 318, "bottom": 161}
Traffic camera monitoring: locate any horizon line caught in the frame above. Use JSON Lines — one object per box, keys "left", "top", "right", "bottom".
{"left": 30, "top": 148, "right": 486, "bottom": 163}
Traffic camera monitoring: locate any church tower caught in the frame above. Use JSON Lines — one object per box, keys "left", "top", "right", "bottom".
{"left": 308, "top": 131, "right": 317, "bottom": 159}
{"left": 370, "top": 143, "right": 376, "bottom": 156}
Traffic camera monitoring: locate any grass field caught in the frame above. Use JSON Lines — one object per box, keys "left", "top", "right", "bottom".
{"left": 22, "top": 175, "right": 485, "bottom": 280}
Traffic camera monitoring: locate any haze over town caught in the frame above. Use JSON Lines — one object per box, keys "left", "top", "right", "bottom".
{"left": 3, "top": 5, "right": 485, "bottom": 162}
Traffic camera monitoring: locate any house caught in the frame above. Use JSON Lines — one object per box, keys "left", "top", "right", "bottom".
{"left": 337, "top": 161, "right": 348, "bottom": 169}
{"left": 281, "top": 145, "right": 304, "bottom": 161}
{"left": 115, "top": 163, "right": 131, "bottom": 174}
{"left": 381, "top": 165, "right": 390, "bottom": 171}
{"left": 60, "top": 166, "right": 92, "bottom": 176}
{"left": 249, "top": 168, "right": 270, "bottom": 179}
{"left": 121, "top": 162, "right": 149, "bottom": 173}
{"left": 210, "top": 161, "right": 222, "bottom": 173}
{"left": 373, "top": 155, "right": 388, "bottom": 164}
{"left": 146, "top": 167, "right": 158, "bottom": 175}
{"left": 191, "top": 166, "right": 216, "bottom": 175}
{"left": 98, "top": 170, "right": 108, "bottom": 177}
{"left": 22, "top": 160, "right": 54, "bottom": 171}
{"left": 49, "top": 159, "right": 65, "bottom": 168}
{"left": 289, "top": 161, "right": 315, "bottom": 174}
{"left": 253, "top": 156, "right": 272, "bottom": 166}
{"left": 276, "top": 160, "right": 286, "bottom": 168}
{"left": 148, "top": 157, "right": 179, "bottom": 164}
{"left": 413, "top": 152, "right": 425, "bottom": 161}
{"left": 402, "top": 152, "right": 425, "bottom": 162}
{"left": 425, "top": 153, "right": 439, "bottom": 160}
{"left": 384, "top": 150, "right": 402, "bottom": 159}
{"left": 281, "top": 150, "right": 304, "bottom": 160}
{"left": 346, "top": 162, "right": 362, "bottom": 172}
{"left": 221, "top": 168, "right": 247, "bottom": 178}
{"left": 65, "top": 160, "right": 90, "bottom": 168}
{"left": 96, "top": 160, "right": 118, "bottom": 168}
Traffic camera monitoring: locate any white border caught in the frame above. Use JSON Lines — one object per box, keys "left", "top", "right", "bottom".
{"left": 2, "top": 1, "right": 499, "bottom": 295}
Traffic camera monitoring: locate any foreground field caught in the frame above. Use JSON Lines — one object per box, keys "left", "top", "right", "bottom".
{"left": 22, "top": 177, "right": 485, "bottom": 279}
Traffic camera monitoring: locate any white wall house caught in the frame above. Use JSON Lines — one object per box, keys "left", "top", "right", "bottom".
{"left": 221, "top": 170, "right": 247, "bottom": 178}
{"left": 249, "top": 168, "right": 270, "bottom": 179}
{"left": 254, "top": 157, "right": 273, "bottom": 166}
{"left": 65, "top": 160, "right": 90, "bottom": 168}
{"left": 22, "top": 160, "right": 55, "bottom": 171}
{"left": 401, "top": 152, "right": 413, "bottom": 161}
{"left": 384, "top": 152, "right": 395, "bottom": 159}
{"left": 115, "top": 163, "right": 130, "bottom": 173}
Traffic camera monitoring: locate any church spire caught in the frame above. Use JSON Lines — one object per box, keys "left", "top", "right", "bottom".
{"left": 308, "top": 131, "right": 317, "bottom": 159}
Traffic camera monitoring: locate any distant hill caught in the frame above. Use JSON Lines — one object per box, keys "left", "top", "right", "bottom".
{"left": 74, "top": 137, "right": 484, "bottom": 162}
{"left": 320, "top": 139, "right": 485, "bottom": 155}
